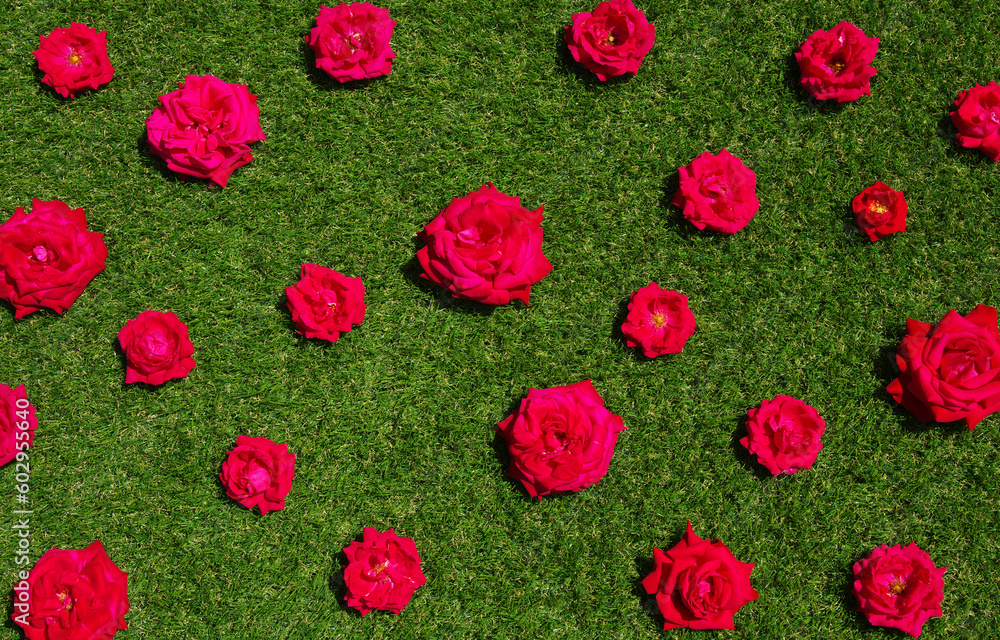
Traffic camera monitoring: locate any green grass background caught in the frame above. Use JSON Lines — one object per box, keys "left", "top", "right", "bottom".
{"left": 1, "top": 0, "right": 999, "bottom": 637}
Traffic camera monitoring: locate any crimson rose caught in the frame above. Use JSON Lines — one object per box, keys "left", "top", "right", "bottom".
{"left": 852, "top": 181, "right": 906, "bottom": 242}
{"left": 496, "top": 379, "right": 625, "bottom": 499}
{"left": 118, "top": 310, "right": 196, "bottom": 385}
{"left": 853, "top": 543, "right": 946, "bottom": 638}
{"left": 343, "top": 527, "right": 426, "bottom": 615}
{"left": 621, "top": 282, "right": 696, "bottom": 357}
{"left": 0, "top": 199, "right": 108, "bottom": 319}
{"left": 795, "top": 21, "right": 879, "bottom": 102}
{"left": 950, "top": 81, "right": 1000, "bottom": 162}
{"left": 740, "top": 395, "right": 825, "bottom": 476}
{"left": 0, "top": 384, "right": 36, "bottom": 467}
{"left": 220, "top": 435, "right": 296, "bottom": 515}
{"left": 887, "top": 304, "right": 1000, "bottom": 429}
{"left": 306, "top": 3, "right": 397, "bottom": 82}
{"left": 33, "top": 22, "right": 114, "bottom": 98}
{"left": 285, "top": 263, "right": 365, "bottom": 342}
{"left": 672, "top": 149, "right": 759, "bottom": 234}
{"left": 564, "top": 0, "right": 656, "bottom": 81}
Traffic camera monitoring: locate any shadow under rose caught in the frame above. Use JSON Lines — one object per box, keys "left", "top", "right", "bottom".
{"left": 658, "top": 172, "right": 741, "bottom": 242}
{"left": 730, "top": 414, "right": 776, "bottom": 482}
{"left": 328, "top": 539, "right": 356, "bottom": 614}
{"left": 632, "top": 554, "right": 661, "bottom": 631}
{"left": 552, "top": 28, "right": 636, "bottom": 88}
{"left": 299, "top": 38, "right": 386, "bottom": 92}
{"left": 399, "top": 248, "right": 501, "bottom": 317}
{"left": 938, "top": 111, "right": 997, "bottom": 166}
{"left": 610, "top": 294, "right": 659, "bottom": 363}
{"left": 782, "top": 52, "right": 851, "bottom": 114}
{"left": 841, "top": 551, "right": 873, "bottom": 632}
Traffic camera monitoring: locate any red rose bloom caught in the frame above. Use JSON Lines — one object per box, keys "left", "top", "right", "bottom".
{"left": 220, "top": 435, "right": 296, "bottom": 515}
{"left": 146, "top": 74, "right": 266, "bottom": 187}
{"left": 0, "top": 384, "right": 37, "bottom": 467}
{"left": 285, "top": 263, "right": 366, "bottom": 342}
{"left": 740, "top": 395, "right": 825, "bottom": 476}
{"left": 12, "top": 540, "right": 128, "bottom": 640}
{"left": 852, "top": 181, "right": 907, "bottom": 242}
{"left": 795, "top": 21, "right": 879, "bottom": 102}
{"left": 621, "top": 283, "right": 695, "bottom": 357}
{"left": 0, "top": 199, "right": 108, "bottom": 319}
{"left": 33, "top": 22, "right": 114, "bottom": 98}
{"left": 564, "top": 0, "right": 656, "bottom": 81}
{"left": 950, "top": 81, "right": 1000, "bottom": 162}
{"left": 496, "top": 379, "right": 625, "bottom": 499}
{"left": 306, "top": 3, "right": 397, "bottom": 82}
{"left": 118, "top": 310, "right": 196, "bottom": 385}
{"left": 417, "top": 183, "right": 553, "bottom": 306}
{"left": 853, "top": 543, "right": 946, "bottom": 638}
{"left": 887, "top": 305, "right": 1000, "bottom": 429}
{"left": 343, "top": 527, "right": 426, "bottom": 616}
{"left": 642, "top": 522, "right": 758, "bottom": 630}
{"left": 672, "top": 149, "right": 759, "bottom": 234}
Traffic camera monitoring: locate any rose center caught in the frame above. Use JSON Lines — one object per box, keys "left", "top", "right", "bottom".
{"left": 887, "top": 576, "right": 907, "bottom": 596}
{"left": 869, "top": 202, "right": 888, "bottom": 214}
{"left": 31, "top": 245, "right": 52, "bottom": 262}
{"left": 828, "top": 59, "right": 846, "bottom": 74}
{"left": 370, "top": 560, "right": 392, "bottom": 582}
{"left": 649, "top": 312, "right": 667, "bottom": 329}
{"left": 65, "top": 50, "right": 84, "bottom": 67}
{"left": 56, "top": 589, "right": 74, "bottom": 611}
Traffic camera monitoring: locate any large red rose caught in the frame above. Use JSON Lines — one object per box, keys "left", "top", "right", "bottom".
{"left": 887, "top": 304, "right": 1000, "bottom": 429}
{"left": 620, "top": 282, "right": 696, "bottom": 357}
{"left": 852, "top": 181, "right": 907, "bottom": 242}
{"left": 564, "top": 0, "right": 656, "bottom": 81}
{"left": 220, "top": 435, "right": 296, "bottom": 515}
{"left": 0, "top": 384, "right": 37, "bottom": 467}
{"left": 33, "top": 22, "right": 114, "bottom": 98}
{"left": 146, "top": 74, "right": 266, "bottom": 187}
{"left": 343, "top": 527, "right": 426, "bottom": 616}
{"left": 417, "top": 183, "right": 553, "bottom": 306}
{"left": 950, "top": 81, "right": 1000, "bottom": 162}
{"left": 0, "top": 199, "right": 108, "bottom": 319}
{"left": 285, "top": 263, "right": 365, "bottom": 342}
{"left": 118, "top": 310, "right": 196, "bottom": 385}
{"left": 496, "top": 379, "right": 625, "bottom": 499}
{"left": 672, "top": 149, "right": 759, "bottom": 234}
{"left": 740, "top": 395, "right": 825, "bottom": 476}
{"left": 795, "top": 21, "right": 879, "bottom": 102}
{"left": 12, "top": 540, "right": 128, "bottom": 640}
{"left": 306, "top": 3, "right": 396, "bottom": 82}
{"left": 853, "top": 543, "right": 946, "bottom": 638}
{"left": 641, "top": 522, "right": 758, "bottom": 630}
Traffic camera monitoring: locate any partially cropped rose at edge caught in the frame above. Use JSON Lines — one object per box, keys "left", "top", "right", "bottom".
{"left": 564, "top": 0, "right": 656, "bottom": 81}
{"left": 740, "top": 395, "right": 825, "bottom": 476}
{"left": 118, "top": 310, "right": 196, "bottom": 385}
{"left": 620, "top": 282, "right": 696, "bottom": 357}
{"left": 795, "top": 21, "right": 879, "bottom": 102}
{"left": 33, "top": 22, "right": 114, "bottom": 98}
{"left": 220, "top": 435, "right": 295, "bottom": 515}
{"left": 343, "top": 527, "right": 426, "bottom": 615}
{"left": 285, "top": 263, "right": 365, "bottom": 342}
{"left": 853, "top": 543, "right": 946, "bottom": 638}
{"left": 950, "top": 81, "right": 1000, "bottom": 162}
{"left": 306, "top": 3, "right": 397, "bottom": 82}
{"left": 0, "top": 384, "right": 37, "bottom": 467}
{"left": 672, "top": 149, "right": 759, "bottom": 234}
{"left": 852, "top": 182, "right": 906, "bottom": 241}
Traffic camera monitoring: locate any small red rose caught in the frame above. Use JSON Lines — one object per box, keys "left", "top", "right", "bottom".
{"left": 672, "top": 149, "right": 759, "bottom": 234}
{"left": 0, "top": 199, "right": 108, "bottom": 319}
{"left": 642, "top": 522, "right": 758, "bottom": 630}
{"left": 118, "top": 310, "right": 196, "bottom": 385}
{"left": 285, "top": 263, "right": 366, "bottom": 342}
{"left": 306, "top": 3, "right": 397, "bottom": 82}
{"left": 564, "top": 0, "right": 656, "bottom": 81}
{"left": 852, "top": 182, "right": 906, "bottom": 241}
{"left": 343, "top": 527, "right": 426, "bottom": 615}
{"left": 853, "top": 543, "right": 946, "bottom": 638}
{"left": 12, "top": 540, "right": 129, "bottom": 640}
{"left": 33, "top": 22, "right": 114, "bottom": 98}
{"left": 621, "top": 283, "right": 695, "bottom": 357}
{"left": 0, "top": 384, "right": 37, "bottom": 467}
{"left": 950, "top": 81, "right": 1000, "bottom": 162}
{"left": 795, "top": 21, "right": 879, "bottom": 102}
{"left": 220, "top": 435, "right": 296, "bottom": 515}
{"left": 740, "top": 395, "right": 825, "bottom": 476}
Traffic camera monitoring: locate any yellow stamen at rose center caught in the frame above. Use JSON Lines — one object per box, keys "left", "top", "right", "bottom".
{"left": 372, "top": 560, "right": 391, "bottom": 582}
{"left": 606, "top": 33, "right": 617, "bottom": 45}
{"left": 887, "top": 577, "right": 907, "bottom": 596}
{"left": 869, "top": 201, "right": 889, "bottom": 214}
{"left": 829, "top": 61, "right": 845, "bottom": 73}
{"left": 56, "top": 590, "right": 73, "bottom": 610}
{"left": 65, "top": 51, "right": 84, "bottom": 66}
{"left": 650, "top": 312, "right": 667, "bottom": 329}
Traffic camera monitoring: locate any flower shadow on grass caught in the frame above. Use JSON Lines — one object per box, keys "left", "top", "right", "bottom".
{"left": 398, "top": 239, "right": 501, "bottom": 317}
{"left": 781, "top": 52, "right": 852, "bottom": 114}
{"left": 299, "top": 38, "right": 385, "bottom": 93}
{"left": 610, "top": 294, "right": 659, "bottom": 364}
{"left": 552, "top": 28, "right": 638, "bottom": 89}
{"left": 632, "top": 554, "right": 661, "bottom": 631}
{"left": 730, "top": 414, "right": 777, "bottom": 482}
{"left": 841, "top": 551, "right": 875, "bottom": 633}
{"left": 658, "top": 171, "right": 743, "bottom": 242}
{"left": 3, "top": 589, "right": 25, "bottom": 635}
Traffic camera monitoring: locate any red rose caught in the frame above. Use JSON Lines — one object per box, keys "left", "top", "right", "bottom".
{"left": 306, "top": 3, "right": 397, "bottom": 83}
{"left": 950, "top": 81, "right": 1000, "bottom": 162}
{"left": 220, "top": 435, "right": 296, "bottom": 515}
{"left": 621, "top": 283, "right": 696, "bottom": 357}
{"left": 641, "top": 522, "right": 758, "bottom": 630}
{"left": 496, "top": 379, "right": 625, "bottom": 499}
{"left": 285, "top": 263, "right": 366, "bottom": 342}
{"left": 672, "top": 149, "right": 759, "bottom": 234}
{"left": 118, "top": 310, "right": 196, "bottom": 385}
{"left": 852, "top": 181, "right": 907, "bottom": 242}
{"left": 887, "top": 304, "right": 1000, "bottom": 429}
{"left": 417, "top": 183, "right": 553, "bottom": 306}
{"left": 740, "top": 395, "right": 825, "bottom": 476}
{"left": 0, "top": 384, "right": 37, "bottom": 467}
{"left": 795, "top": 21, "right": 879, "bottom": 102}
{"left": 0, "top": 199, "right": 108, "bottom": 319}
{"left": 343, "top": 527, "right": 426, "bottom": 616}
{"left": 12, "top": 540, "right": 128, "bottom": 640}
{"left": 33, "top": 22, "right": 114, "bottom": 98}
{"left": 146, "top": 74, "right": 266, "bottom": 187}
{"left": 853, "top": 543, "right": 946, "bottom": 638}
{"left": 563, "top": 0, "right": 656, "bottom": 81}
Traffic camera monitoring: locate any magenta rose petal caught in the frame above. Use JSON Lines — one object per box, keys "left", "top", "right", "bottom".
{"left": 33, "top": 22, "right": 115, "bottom": 98}
{"left": 0, "top": 384, "right": 37, "bottom": 467}
{"left": 306, "top": 3, "right": 397, "bottom": 83}
{"left": 853, "top": 543, "right": 946, "bottom": 638}
{"left": 219, "top": 435, "right": 296, "bottom": 515}
{"left": 343, "top": 527, "right": 426, "bottom": 615}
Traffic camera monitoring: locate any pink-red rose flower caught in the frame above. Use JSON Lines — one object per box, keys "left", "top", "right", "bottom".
{"left": 12, "top": 540, "right": 128, "bottom": 640}
{"left": 496, "top": 379, "right": 625, "bottom": 499}
{"left": 0, "top": 384, "right": 36, "bottom": 467}
{"left": 852, "top": 181, "right": 907, "bottom": 242}
{"left": 343, "top": 527, "right": 426, "bottom": 616}
{"left": 642, "top": 521, "right": 758, "bottom": 630}
{"left": 33, "top": 23, "right": 114, "bottom": 98}
{"left": 285, "top": 263, "right": 366, "bottom": 342}
{"left": 564, "top": 0, "right": 656, "bottom": 81}
{"left": 950, "top": 81, "right": 1000, "bottom": 162}
{"left": 853, "top": 543, "right": 946, "bottom": 638}
{"left": 306, "top": 3, "right": 396, "bottom": 82}
{"left": 220, "top": 435, "right": 296, "bottom": 515}
{"left": 795, "top": 21, "right": 879, "bottom": 102}
{"left": 887, "top": 304, "right": 1000, "bottom": 429}
{"left": 740, "top": 395, "right": 825, "bottom": 476}
{"left": 0, "top": 199, "right": 108, "bottom": 319}
{"left": 621, "top": 283, "right": 696, "bottom": 357}
{"left": 672, "top": 149, "right": 759, "bottom": 234}
{"left": 146, "top": 74, "right": 266, "bottom": 187}
{"left": 417, "top": 183, "right": 553, "bottom": 306}
{"left": 118, "top": 310, "right": 196, "bottom": 385}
